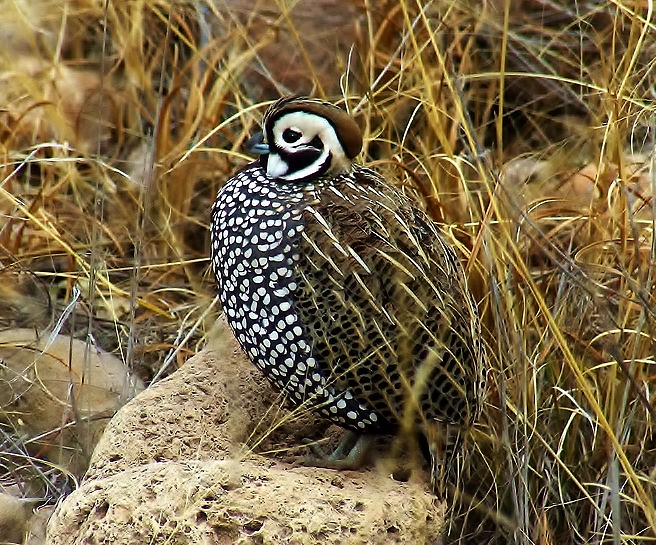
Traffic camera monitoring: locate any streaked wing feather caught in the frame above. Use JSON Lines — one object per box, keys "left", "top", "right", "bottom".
{"left": 294, "top": 167, "right": 483, "bottom": 430}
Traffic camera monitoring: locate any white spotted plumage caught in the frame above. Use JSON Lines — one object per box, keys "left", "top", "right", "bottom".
{"left": 211, "top": 165, "right": 379, "bottom": 428}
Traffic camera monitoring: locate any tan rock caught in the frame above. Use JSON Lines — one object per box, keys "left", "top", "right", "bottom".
{"left": 0, "top": 328, "right": 143, "bottom": 476}
{"left": 0, "top": 492, "right": 28, "bottom": 544}
{"left": 83, "top": 318, "right": 327, "bottom": 482}
{"left": 217, "top": 0, "right": 363, "bottom": 97}
{"left": 24, "top": 506, "right": 54, "bottom": 545}
{"left": 48, "top": 460, "right": 442, "bottom": 545}
{"left": 46, "top": 318, "right": 445, "bottom": 543}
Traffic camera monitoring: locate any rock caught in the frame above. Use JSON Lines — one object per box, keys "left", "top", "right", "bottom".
{"left": 0, "top": 328, "right": 144, "bottom": 476}
{"left": 46, "top": 318, "right": 445, "bottom": 544}
{"left": 47, "top": 460, "right": 442, "bottom": 545}
{"left": 215, "top": 0, "right": 364, "bottom": 97}
{"left": 0, "top": 269, "right": 52, "bottom": 329}
{"left": 82, "top": 318, "right": 327, "bottom": 482}
{"left": 0, "top": 492, "right": 28, "bottom": 544}
{"left": 24, "top": 506, "right": 54, "bottom": 545}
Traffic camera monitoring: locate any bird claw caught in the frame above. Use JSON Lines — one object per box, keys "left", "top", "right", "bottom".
{"left": 281, "top": 432, "right": 374, "bottom": 471}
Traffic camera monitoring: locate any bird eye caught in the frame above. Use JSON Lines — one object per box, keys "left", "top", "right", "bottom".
{"left": 282, "top": 128, "right": 302, "bottom": 143}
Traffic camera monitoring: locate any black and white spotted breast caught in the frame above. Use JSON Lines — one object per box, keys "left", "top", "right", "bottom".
{"left": 210, "top": 163, "right": 383, "bottom": 432}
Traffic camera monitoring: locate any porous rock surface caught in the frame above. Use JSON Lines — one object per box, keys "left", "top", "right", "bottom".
{"left": 46, "top": 318, "right": 444, "bottom": 544}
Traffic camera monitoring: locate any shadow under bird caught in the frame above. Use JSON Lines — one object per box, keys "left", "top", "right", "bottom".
{"left": 210, "top": 96, "right": 487, "bottom": 495}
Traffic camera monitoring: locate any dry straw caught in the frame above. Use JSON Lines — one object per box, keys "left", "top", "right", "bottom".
{"left": 1, "top": 0, "right": 654, "bottom": 543}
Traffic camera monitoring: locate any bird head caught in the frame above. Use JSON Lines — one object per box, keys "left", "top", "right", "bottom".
{"left": 245, "top": 96, "right": 363, "bottom": 183}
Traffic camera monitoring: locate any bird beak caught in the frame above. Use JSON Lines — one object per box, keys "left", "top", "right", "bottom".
{"left": 245, "top": 131, "right": 270, "bottom": 155}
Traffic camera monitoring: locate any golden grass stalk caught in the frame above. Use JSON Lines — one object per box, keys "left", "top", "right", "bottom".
{"left": 0, "top": 1, "right": 654, "bottom": 542}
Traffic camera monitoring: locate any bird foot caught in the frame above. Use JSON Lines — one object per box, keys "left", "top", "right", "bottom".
{"left": 282, "top": 431, "right": 374, "bottom": 471}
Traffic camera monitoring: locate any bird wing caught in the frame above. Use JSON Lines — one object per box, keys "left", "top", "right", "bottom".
{"left": 294, "top": 168, "right": 484, "bottom": 429}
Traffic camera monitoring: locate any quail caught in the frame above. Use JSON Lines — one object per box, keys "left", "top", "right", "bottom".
{"left": 210, "top": 96, "right": 487, "bottom": 494}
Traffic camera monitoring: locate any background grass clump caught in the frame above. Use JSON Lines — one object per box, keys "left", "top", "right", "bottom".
{"left": 1, "top": 0, "right": 655, "bottom": 543}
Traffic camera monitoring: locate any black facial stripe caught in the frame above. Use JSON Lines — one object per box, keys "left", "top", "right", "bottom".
{"left": 265, "top": 125, "right": 276, "bottom": 155}
{"left": 314, "top": 152, "right": 332, "bottom": 178}
{"left": 278, "top": 147, "right": 322, "bottom": 172}
{"left": 265, "top": 148, "right": 332, "bottom": 182}
{"left": 308, "top": 135, "right": 323, "bottom": 150}
{"left": 259, "top": 153, "right": 269, "bottom": 172}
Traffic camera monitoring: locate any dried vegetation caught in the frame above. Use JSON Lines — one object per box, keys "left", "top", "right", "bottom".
{"left": 1, "top": 0, "right": 655, "bottom": 543}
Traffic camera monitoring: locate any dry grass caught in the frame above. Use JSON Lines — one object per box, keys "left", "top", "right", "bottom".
{"left": 1, "top": 0, "right": 655, "bottom": 543}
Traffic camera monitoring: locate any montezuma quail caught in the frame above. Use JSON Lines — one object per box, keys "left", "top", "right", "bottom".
{"left": 210, "top": 96, "right": 487, "bottom": 494}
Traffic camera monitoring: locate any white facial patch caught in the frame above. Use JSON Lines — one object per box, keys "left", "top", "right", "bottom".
{"left": 266, "top": 153, "right": 289, "bottom": 178}
{"left": 275, "top": 112, "right": 345, "bottom": 155}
